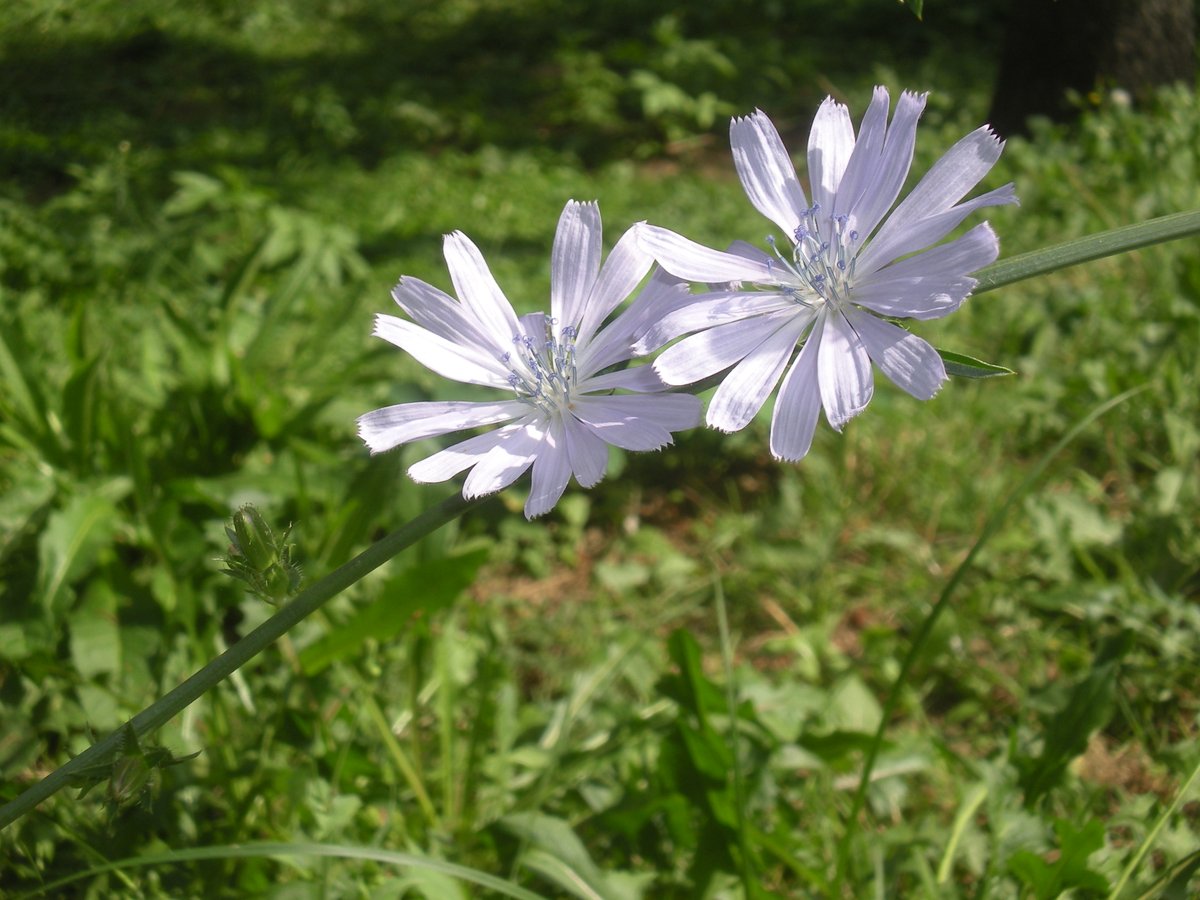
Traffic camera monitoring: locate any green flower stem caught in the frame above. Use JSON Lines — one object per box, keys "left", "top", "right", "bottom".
{"left": 837, "top": 386, "right": 1145, "bottom": 880}
{"left": 974, "top": 209, "right": 1200, "bottom": 294}
{"left": 0, "top": 491, "right": 483, "bottom": 831}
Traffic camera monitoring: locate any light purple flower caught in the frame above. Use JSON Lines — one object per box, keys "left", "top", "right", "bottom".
{"left": 635, "top": 87, "right": 1018, "bottom": 461}
{"left": 358, "top": 200, "right": 701, "bottom": 519}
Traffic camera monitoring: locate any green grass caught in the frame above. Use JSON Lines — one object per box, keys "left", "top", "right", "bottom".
{"left": 2, "top": 1, "right": 1200, "bottom": 897}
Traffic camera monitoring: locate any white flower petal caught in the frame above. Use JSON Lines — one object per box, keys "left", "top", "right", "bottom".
{"left": 845, "top": 90, "right": 926, "bottom": 241}
{"left": 582, "top": 364, "right": 667, "bottom": 393}
{"left": 575, "top": 223, "right": 654, "bottom": 346}
{"left": 391, "top": 276, "right": 494, "bottom": 350}
{"left": 654, "top": 309, "right": 805, "bottom": 386}
{"left": 707, "top": 313, "right": 811, "bottom": 432}
{"left": 852, "top": 222, "right": 998, "bottom": 320}
{"left": 845, "top": 307, "right": 946, "bottom": 401}
{"left": 807, "top": 96, "right": 856, "bottom": 217}
{"left": 443, "top": 230, "right": 522, "bottom": 343}
{"left": 857, "top": 182, "right": 1016, "bottom": 277}
{"left": 638, "top": 225, "right": 776, "bottom": 285}
{"left": 769, "top": 317, "right": 824, "bottom": 462}
{"left": 525, "top": 417, "right": 573, "bottom": 518}
{"left": 407, "top": 422, "right": 527, "bottom": 483}
{"left": 634, "top": 290, "right": 796, "bottom": 355}
{"left": 730, "top": 110, "right": 809, "bottom": 238}
{"left": 462, "top": 421, "right": 543, "bottom": 499}
{"left": 551, "top": 200, "right": 602, "bottom": 333}
{"left": 818, "top": 308, "right": 874, "bottom": 430}
{"left": 573, "top": 395, "right": 691, "bottom": 450}
{"left": 357, "top": 399, "right": 527, "bottom": 452}
{"left": 563, "top": 416, "right": 609, "bottom": 488}
{"left": 832, "top": 86, "right": 890, "bottom": 221}
{"left": 373, "top": 315, "right": 509, "bottom": 388}
{"left": 579, "top": 268, "right": 693, "bottom": 375}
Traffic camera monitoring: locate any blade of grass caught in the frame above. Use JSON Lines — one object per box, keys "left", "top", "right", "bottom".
{"left": 15, "top": 841, "right": 549, "bottom": 900}
{"left": 1109, "top": 752, "right": 1200, "bottom": 899}
{"left": 713, "top": 574, "right": 758, "bottom": 896}
{"left": 837, "top": 384, "right": 1147, "bottom": 881}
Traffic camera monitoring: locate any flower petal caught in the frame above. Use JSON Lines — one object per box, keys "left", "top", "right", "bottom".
{"left": 707, "top": 313, "right": 811, "bottom": 432}
{"left": 407, "top": 421, "right": 528, "bottom": 483}
{"left": 769, "top": 316, "right": 824, "bottom": 461}
{"left": 818, "top": 308, "right": 873, "bottom": 430}
{"left": 373, "top": 315, "right": 510, "bottom": 388}
{"left": 845, "top": 90, "right": 926, "bottom": 241}
{"left": 730, "top": 110, "right": 809, "bottom": 238}
{"left": 845, "top": 307, "right": 946, "bottom": 401}
{"left": 563, "top": 416, "right": 609, "bottom": 488}
{"left": 575, "top": 223, "right": 654, "bottom": 346}
{"left": 852, "top": 222, "right": 998, "bottom": 320}
{"left": 579, "top": 268, "right": 693, "bottom": 376}
{"left": 391, "top": 276, "right": 494, "bottom": 351}
{"left": 832, "top": 86, "right": 890, "bottom": 221}
{"left": 357, "top": 399, "right": 528, "bottom": 452}
{"left": 634, "top": 290, "right": 796, "bottom": 355}
{"left": 443, "top": 230, "right": 522, "bottom": 343}
{"left": 654, "top": 309, "right": 805, "bottom": 386}
{"left": 582, "top": 364, "right": 668, "bottom": 393}
{"left": 572, "top": 395, "right": 694, "bottom": 450}
{"left": 807, "top": 95, "right": 856, "bottom": 217}
{"left": 638, "top": 225, "right": 776, "bottom": 285}
{"left": 551, "top": 200, "right": 602, "bottom": 333}
{"left": 462, "top": 420, "right": 543, "bottom": 498}
{"left": 526, "top": 417, "right": 573, "bottom": 518}
{"left": 857, "top": 182, "right": 1016, "bottom": 278}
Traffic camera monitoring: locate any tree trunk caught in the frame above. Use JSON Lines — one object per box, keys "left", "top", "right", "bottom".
{"left": 988, "top": 0, "right": 1196, "bottom": 138}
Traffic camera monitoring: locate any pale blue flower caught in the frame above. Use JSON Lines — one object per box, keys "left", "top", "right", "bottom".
{"left": 358, "top": 201, "right": 701, "bottom": 518}
{"left": 636, "top": 87, "right": 1017, "bottom": 461}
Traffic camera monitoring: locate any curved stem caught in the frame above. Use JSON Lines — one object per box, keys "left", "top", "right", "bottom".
{"left": 837, "top": 386, "right": 1145, "bottom": 880}
{"left": 0, "top": 491, "right": 483, "bottom": 831}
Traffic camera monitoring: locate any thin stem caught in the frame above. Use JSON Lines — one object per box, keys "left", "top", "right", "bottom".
{"left": 836, "top": 386, "right": 1146, "bottom": 881}
{"left": 1107, "top": 751, "right": 1200, "bottom": 899}
{"left": 0, "top": 491, "right": 483, "bottom": 831}
{"left": 973, "top": 209, "right": 1200, "bottom": 294}
{"left": 713, "top": 575, "right": 757, "bottom": 895}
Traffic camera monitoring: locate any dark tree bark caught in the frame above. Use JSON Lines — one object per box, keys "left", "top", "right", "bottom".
{"left": 988, "top": 0, "right": 1196, "bottom": 138}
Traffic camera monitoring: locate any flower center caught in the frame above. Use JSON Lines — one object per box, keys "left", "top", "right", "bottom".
{"left": 766, "top": 203, "right": 858, "bottom": 309}
{"left": 501, "top": 318, "right": 578, "bottom": 415}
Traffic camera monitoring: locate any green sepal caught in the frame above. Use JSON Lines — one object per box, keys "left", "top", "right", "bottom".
{"left": 937, "top": 349, "right": 1015, "bottom": 379}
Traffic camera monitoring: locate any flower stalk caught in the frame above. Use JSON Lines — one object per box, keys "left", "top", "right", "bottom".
{"left": 0, "top": 491, "right": 483, "bottom": 831}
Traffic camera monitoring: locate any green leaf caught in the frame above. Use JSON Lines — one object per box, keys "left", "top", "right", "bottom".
{"left": 1015, "top": 632, "right": 1133, "bottom": 806}
{"left": 938, "top": 349, "right": 1015, "bottom": 379}
{"left": 69, "top": 581, "right": 121, "bottom": 680}
{"left": 298, "top": 548, "right": 488, "bottom": 675}
{"left": 503, "top": 812, "right": 643, "bottom": 900}
{"left": 1008, "top": 818, "right": 1108, "bottom": 900}
{"left": 903, "top": 0, "right": 924, "bottom": 19}
{"left": 36, "top": 487, "right": 127, "bottom": 618}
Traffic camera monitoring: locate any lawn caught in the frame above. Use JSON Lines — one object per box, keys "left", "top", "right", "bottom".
{"left": 2, "top": 1, "right": 1199, "bottom": 896}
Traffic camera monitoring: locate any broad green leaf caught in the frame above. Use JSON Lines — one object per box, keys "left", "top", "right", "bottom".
{"left": 1015, "top": 632, "right": 1133, "bottom": 805}
{"left": 938, "top": 349, "right": 1015, "bottom": 379}
{"left": 36, "top": 487, "right": 127, "bottom": 618}
{"left": 298, "top": 548, "right": 488, "bottom": 675}
{"left": 69, "top": 581, "right": 121, "bottom": 679}
{"left": 1008, "top": 818, "right": 1108, "bottom": 900}
{"left": 503, "top": 812, "right": 643, "bottom": 900}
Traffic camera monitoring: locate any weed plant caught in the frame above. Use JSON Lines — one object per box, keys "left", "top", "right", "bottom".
{"left": 1, "top": 1, "right": 1198, "bottom": 897}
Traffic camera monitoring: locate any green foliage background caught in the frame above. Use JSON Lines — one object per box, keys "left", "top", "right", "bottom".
{"left": 1, "top": 0, "right": 1198, "bottom": 896}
